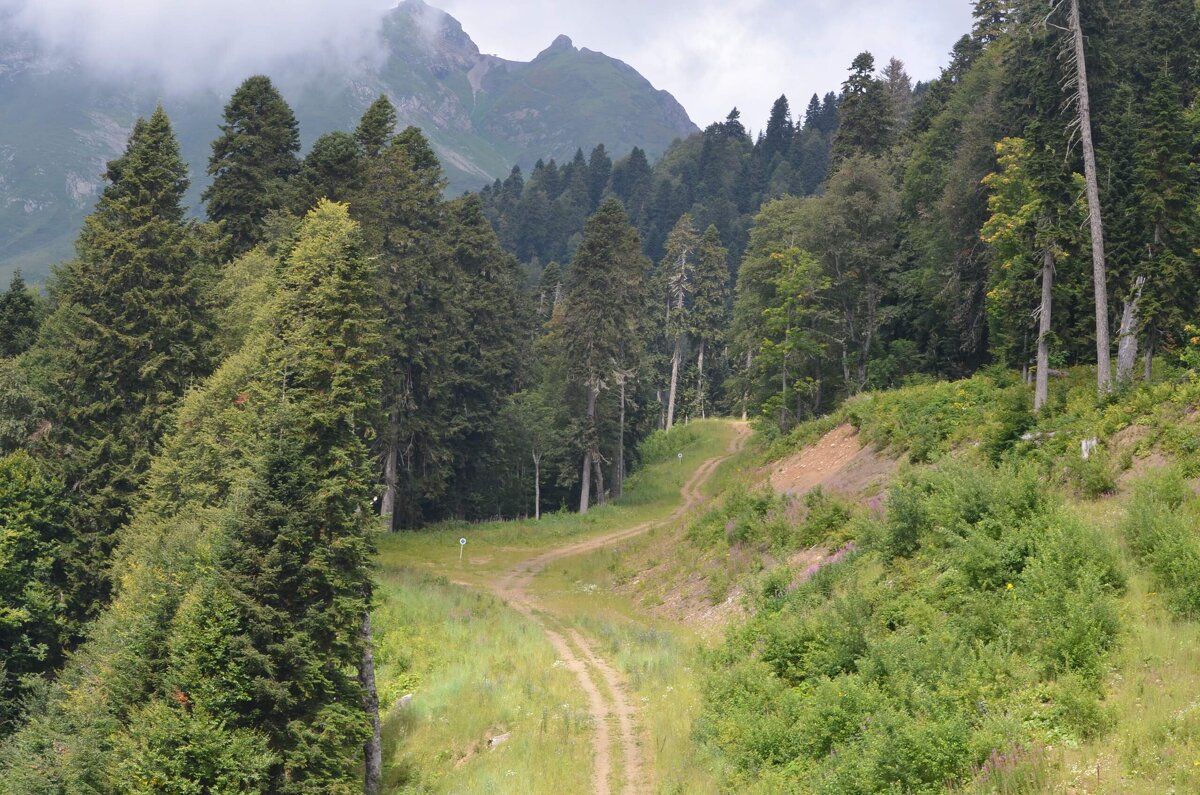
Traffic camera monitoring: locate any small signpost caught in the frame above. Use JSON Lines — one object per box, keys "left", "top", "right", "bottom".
{"left": 677, "top": 452, "right": 683, "bottom": 466}
{"left": 459, "top": 537, "right": 467, "bottom": 562}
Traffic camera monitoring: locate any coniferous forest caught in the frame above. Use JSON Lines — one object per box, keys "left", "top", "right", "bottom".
{"left": 2, "top": 0, "right": 1200, "bottom": 792}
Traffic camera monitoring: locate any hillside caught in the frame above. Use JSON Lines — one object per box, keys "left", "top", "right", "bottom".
{"left": 358, "top": 363, "right": 1200, "bottom": 793}
{"left": 0, "top": 0, "right": 696, "bottom": 281}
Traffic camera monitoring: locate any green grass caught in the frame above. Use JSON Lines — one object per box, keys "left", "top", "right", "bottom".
{"left": 374, "top": 572, "right": 591, "bottom": 794}
{"left": 373, "top": 420, "right": 740, "bottom": 793}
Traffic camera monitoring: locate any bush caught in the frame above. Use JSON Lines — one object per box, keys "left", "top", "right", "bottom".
{"left": 1122, "top": 468, "right": 1200, "bottom": 618}
{"left": 701, "top": 461, "right": 1125, "bottom": 792}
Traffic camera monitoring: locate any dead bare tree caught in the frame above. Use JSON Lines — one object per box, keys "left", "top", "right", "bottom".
{"left": 1116, "top": 275, "right": 1146, "bottom": 384}
{"left": 1050, "top": 0, "right": 1113, "bottom": 394}
{"left": 1034, "top": 249, "right": 1055, "bottom": 412}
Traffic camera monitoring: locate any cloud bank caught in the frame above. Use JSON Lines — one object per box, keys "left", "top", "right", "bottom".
{"left": 0, "top": 0, "right": 395, "bottom": 93}
{"left": 1, "top": 0, "right": 975, "bottom": 127}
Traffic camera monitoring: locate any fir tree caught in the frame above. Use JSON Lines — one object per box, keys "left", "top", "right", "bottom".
{"left": 32, "top": 106, "right": 213, "bottom": 626}
{"left": 0, "top": 272, "right": 38, "bottom": 359}
{"left": 292, "top": 131, "right": 362, "bottom": 212}
{"left": 355, "top": 95, "right": 398, "bottom": 158}
{"left": 203, "top": 75, "right": 301, "bottom": 257}
{"left": 833, "top": 52, "right": 895, "bottom": 159}
{"left": 557, "top": 199, "right": 648, "bottom": 512}
{"left": 213, "top": 200, "right": 382, "bottom": 792}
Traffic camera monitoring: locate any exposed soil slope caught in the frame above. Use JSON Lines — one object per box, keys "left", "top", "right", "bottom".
{"left": 770, "top": 423, "right": 897, "bottom": 497}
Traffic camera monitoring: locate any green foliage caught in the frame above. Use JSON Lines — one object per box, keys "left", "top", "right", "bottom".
{"left": 18, "top": 106, "right": 214, "bottom": 629}
{"left": 0, "top": 272, "right": 40, "bottom": 360}
{"left": 113, "top": 703, "right": 275, "bottom": 794}
{"left": 0, "top": 201, "right": 383, "bottom": 790}
{"left": 204, "top": 75, "right": 301, "bottom": 257}
{"left": 0, "top": 452, "right": 67, "bottom": 734}
{"left": 1122, "top": 468, "right": 1200, "bottom": 618}
{"left": 637, "top": 426, "right": 700, "bottom": 466}
{"left": 701, "top": 462, "right": 1126, "bottom": 793}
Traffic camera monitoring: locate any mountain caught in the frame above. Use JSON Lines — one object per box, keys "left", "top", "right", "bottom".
{"left": 0, "top": 0, "right": 697, "bottom": 282}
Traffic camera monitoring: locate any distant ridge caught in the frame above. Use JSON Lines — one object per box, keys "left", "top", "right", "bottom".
{"left": 0, "top": 0, "right": 698, "bottom": 280}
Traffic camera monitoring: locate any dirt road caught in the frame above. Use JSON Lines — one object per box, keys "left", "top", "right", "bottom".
{"left": 488, "top": 423, "right": 749, "bottom": 795}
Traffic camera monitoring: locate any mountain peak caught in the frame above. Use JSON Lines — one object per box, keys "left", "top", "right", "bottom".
{"left": 541, "top": 34, "right": 576, "bottom": 56}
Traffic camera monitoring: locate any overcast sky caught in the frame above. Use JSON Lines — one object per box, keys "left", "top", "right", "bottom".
{"left": 2, "top": 0, "right": 975, "bottom": 129}
{"left": 439, "top": 0, "right": 975, "bottom": 127}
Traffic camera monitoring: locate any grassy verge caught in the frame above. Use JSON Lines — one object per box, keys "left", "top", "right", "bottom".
{"left": 374, "top": 572, "right": 591, "bottom": 794}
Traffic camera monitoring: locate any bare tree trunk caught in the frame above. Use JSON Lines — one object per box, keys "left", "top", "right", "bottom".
{"left": 359, "top": 612, "right": 382, "bottom": 795}
{"left": 666, "top": 337, "right": 682, "bottom": 429}
{"left": 579, "top": 384, "right": 596, "bottom": 514}
{"left": 779, "top": 357, "right": 788, "bottom": 430}
{"left": 1115, "top": 275, "right": 1145, "bottom": 385}
{"left": 741, "top": 349, "right": 751, "bottom": 421}
{"left": 1035, "top": 249, "right": 1055, "bottom": 413}
{"left": 592, "top": 452, "right": 606, "bottom": 507}
{"left": 1143, "top": 327, "right": 1155, "bottom": 382}
{"left": 379, "top": 426, "right": 398, "bottom": 532}
{"left": 532, "top": 452, "right": 541, "bottom": 520}
{"left": 615, "top": 377, "right": 626, "bottom": 499}
{"left": 1068, "top": 0, "right": 1113, "bottom": 394}
{"left": 696, "top": 341, "right": 706, "bottom": 419}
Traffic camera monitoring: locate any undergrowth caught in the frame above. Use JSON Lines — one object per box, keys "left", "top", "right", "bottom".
{"left": 697, "top": 461, "right": 1127, "bottom": 794}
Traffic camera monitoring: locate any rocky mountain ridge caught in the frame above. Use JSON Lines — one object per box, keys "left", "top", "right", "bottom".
{"left": 0, "top": 0, "right": 697, "bottom": 280}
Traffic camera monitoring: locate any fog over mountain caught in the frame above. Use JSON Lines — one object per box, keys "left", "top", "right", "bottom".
{"left": 0, "top": 0, "right": 697, "bottom": 280}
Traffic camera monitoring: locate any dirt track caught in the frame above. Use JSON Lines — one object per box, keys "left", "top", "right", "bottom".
{"left": 488, "top": 422, "right": 749, "bottom": 795}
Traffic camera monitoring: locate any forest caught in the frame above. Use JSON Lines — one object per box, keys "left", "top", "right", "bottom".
{"left": 0, "top": 0, "right": 1199, "bottom": 791}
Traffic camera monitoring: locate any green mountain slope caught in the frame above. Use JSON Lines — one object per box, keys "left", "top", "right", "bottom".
{"left": 0, "top": 0, "right": 697, "bottom": 282}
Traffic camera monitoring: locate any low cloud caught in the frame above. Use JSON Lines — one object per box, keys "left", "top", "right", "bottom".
{"left": 0, "top": 0, "right": 974, "bottom": 127}
{"left": 0, "top": 0, "right": 395, "bottom": 94}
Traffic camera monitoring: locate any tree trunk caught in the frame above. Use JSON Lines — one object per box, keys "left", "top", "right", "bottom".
{"left": 532, "top": 452, "right": 541, "bottom": 520}
{"left": 1143, "top": 328, "right": 1155, "bottom": 382}
{"left": 666, "top": 337, "right": 682, "bottom": 430}
{"left": 1034, "top": 249, "right": 1054, "bottom": 413}
{"left": 379, "top": 426, "right": 398, "bottom": 532}
{"left": 1116, "top": 275, "right": 1145, "bottom": 385}
{"left": 592, "top": 452, "right": 606, "bottom": 507}
{"left": 696, "top": 341, "right": 706, "bottom": 419}
{"left": 359, "top": 612, "right": 382, "bottom": 795}
{"left": 779, "top": 356, "right": 788, "bottom": 431}
{"left": 1068, "top": 0, "right": 1113, "bottom": 394}
{"left": 741, "top": 349, "right": 751, "bottom": 421}
{"left": 615, "top": 378, "right": 626, "bottom": 499}
{"left": 579, "top": 383, "right": 596, "bottom": 514}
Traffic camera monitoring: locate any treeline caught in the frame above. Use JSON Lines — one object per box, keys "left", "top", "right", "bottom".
{"left": 479, "top": 90, "right": 841, "bottom": 270}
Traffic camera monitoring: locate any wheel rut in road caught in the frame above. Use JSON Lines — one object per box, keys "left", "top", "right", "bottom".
{"left": 486, "top": 423, "right": 749, "bottom": 795}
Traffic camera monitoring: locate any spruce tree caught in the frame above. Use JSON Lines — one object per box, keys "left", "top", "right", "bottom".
{"left": 212, "top": 200, "right": 381, "bottom": 792}
{"left": 33, "top": 106, "right": 213, "bottom": 626}
{"left": 204, "top": 75, "right": 301, "bottom": 257}
{"left": 833, "top": 52, "right": 895, "bottom": 159}
{"left": 0, "top": 272, "right": 38, "bottom": 359}
{"left": 355, "top": 95, "right": 398, "bottom": 158}
{"left": 558, "top": 199, "right": 648, "bottom": 512}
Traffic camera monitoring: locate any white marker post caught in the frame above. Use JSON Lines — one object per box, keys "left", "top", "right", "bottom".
{"left": 677, "top": 452, "right": 683, "bottom": 466}
{"left": 459, "top": 537, "right": 467, "bottom": 562}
